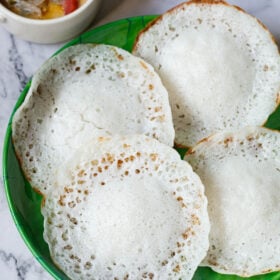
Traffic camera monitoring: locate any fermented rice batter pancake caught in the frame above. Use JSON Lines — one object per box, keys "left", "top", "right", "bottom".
{"left": 12, "top": 44, "right": 174, "bottom": 194}
{"left": 42, "top": 135, "right": 209, "bottom": 280}
{"left": 133, "top": 0, "right": 280, "bottom": 147}
{"left": 185, "top": 126, "right": 280, "bottom": 276}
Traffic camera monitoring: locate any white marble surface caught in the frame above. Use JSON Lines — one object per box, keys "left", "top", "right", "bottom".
{"left": 0, "top": 0, "right": 279, "bottom": 279}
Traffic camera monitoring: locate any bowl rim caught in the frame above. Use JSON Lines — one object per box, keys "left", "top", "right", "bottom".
{"left": 0, "top": 0, "right": 99, "bottom": 25}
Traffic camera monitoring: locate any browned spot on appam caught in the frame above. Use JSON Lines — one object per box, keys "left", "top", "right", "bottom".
{"left": 117, "top": 159, "right": 123, "bottom": 169}
{"left": 150, "top": 153, "right": 158, "bottom": 161}
{"left": 139, "top": 61, "right": 148, "bottom": 70}
{"left": 191, "top": 214, "right": 201, "bottom": 225}
{"left": 173, "top": 265, "right": 180, "bottom": 273}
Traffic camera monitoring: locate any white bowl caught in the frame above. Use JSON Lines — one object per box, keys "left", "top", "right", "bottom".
{"left": 0, "top": 0, "right": 101, "bottom": 44}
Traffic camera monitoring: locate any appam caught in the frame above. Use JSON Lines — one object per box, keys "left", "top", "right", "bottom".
{"left": 185, "top": 126, "right": 280, "bottom": 276}
{"left": 42, "top": 135, "right": 210, "bottom": 280}
{"left": 12, "top": 44, "right": 174, "bottom": 194}
{"left": 133, "top": 0, "right": 280, "bottom": 148}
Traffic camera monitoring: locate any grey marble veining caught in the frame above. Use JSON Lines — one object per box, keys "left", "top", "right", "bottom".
{"left": 0, "top": 249, "right": 49, "bottom": 280}
{"left": 0, "top": 0, "right": 279, "bottom": 279}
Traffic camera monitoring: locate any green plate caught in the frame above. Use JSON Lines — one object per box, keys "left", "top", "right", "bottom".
{"left": 2, "top": 16, "right": 280, "bottom": 280}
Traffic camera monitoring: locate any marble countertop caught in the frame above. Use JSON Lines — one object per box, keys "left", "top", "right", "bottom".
{"left": 0, "top": 0, "right": 279, "bottom": 279}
